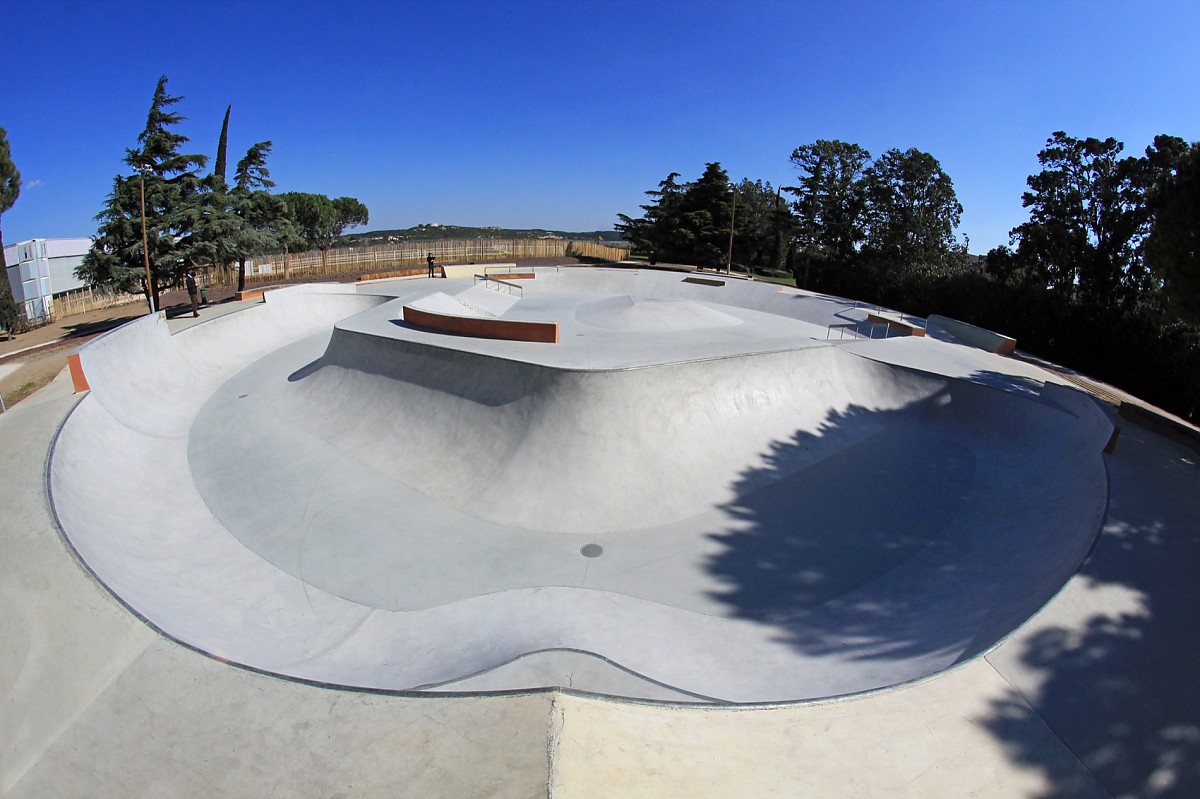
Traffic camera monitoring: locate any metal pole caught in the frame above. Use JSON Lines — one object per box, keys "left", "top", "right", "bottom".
{"left": 726, "top": 188, "right": 737, "bottom": 275}
{"left": 139, "top": 171, "right": 156, "bottom": 313}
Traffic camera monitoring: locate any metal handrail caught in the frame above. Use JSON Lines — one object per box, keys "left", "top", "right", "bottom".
{"left": 473, "top": 274, "right": 524, "bottom": 297}
{"left": 826, "top": 321, "right": 889, "bottom": 341}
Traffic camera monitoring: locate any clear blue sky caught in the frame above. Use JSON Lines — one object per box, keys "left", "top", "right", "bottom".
{"left": 3, "top": 0, "right": 1199, "bottom": 254}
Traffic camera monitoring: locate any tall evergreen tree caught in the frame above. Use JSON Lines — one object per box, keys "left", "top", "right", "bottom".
{"left": 0, "top": 126, "right": 21, "bottom": 337}
{"left": 614, "top": 165, "right": 733, "bottom": 268}
{"left": 78, "top": 76, "right": 208, "bottom": 311}
{"left": 731, "top": 179, "right": 790, "bottom": 273}
{"left": 229, "top": 141, "right": 292, "bottom": 290}
{"left": 616, "top": 172, "right": 687, "bottom": 263}
{"left": 214, "top": 105, "right": 231, "bottom": 187}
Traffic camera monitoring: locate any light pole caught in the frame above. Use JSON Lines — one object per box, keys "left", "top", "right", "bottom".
{"left": 726, "top": 187, "right": 737, "bottom": 275}
{"left": 136, "top": 165, "right": 156, "bottom": 313}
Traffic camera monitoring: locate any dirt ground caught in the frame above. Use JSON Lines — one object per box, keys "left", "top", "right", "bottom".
{"left": 0, "top": 292, "right": 216, "bottom": 410}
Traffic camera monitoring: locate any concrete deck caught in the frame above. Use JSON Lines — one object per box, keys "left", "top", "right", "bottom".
{"left": 3, "top": 267, "right": 1198, "bottom": 796}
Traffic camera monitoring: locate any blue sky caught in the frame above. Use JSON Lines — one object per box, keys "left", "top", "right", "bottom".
{"left": 3, "top": 0, "right": 1199, "bottom": 253}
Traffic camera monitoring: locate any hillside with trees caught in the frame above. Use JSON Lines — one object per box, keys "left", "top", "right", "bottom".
{"left": 341, "top": 224, "right": 623, "bottom": 248}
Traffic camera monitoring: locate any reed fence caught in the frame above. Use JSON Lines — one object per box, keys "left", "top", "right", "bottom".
{"left": 205, "top": 238, "right": 627, "bottom": 286}
{"left": 44, "top": 238, "right": 628, "bottom": 322}
{"left": 49, "top": 286, "right": 144, "bottom": 320}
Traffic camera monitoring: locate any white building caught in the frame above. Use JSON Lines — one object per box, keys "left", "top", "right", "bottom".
{"left": 2, "top": 237, "right": 91, "bottom": 321}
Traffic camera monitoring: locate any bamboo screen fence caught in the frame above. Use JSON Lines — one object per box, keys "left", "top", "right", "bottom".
{"left": 211, "top": 238, "right": 628, "bottom": 286}
{"left": 46, "top": 238, "right": 629, "bottom": 321}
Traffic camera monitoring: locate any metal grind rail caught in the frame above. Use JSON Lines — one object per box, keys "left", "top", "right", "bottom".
{"left": 473, "top": 274, "right": 525, "bottom": 297}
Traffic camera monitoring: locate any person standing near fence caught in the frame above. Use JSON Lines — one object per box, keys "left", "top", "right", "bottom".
{"left": 427, "top": 252, "right": 436, "bottom": 278}
{"left": 185, "top": 271, "right": 200, "bottom": 317}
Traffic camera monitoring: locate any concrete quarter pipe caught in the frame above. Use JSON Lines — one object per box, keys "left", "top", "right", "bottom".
{"left": 48, "top": 269, "right": 1114, "bottom": 703}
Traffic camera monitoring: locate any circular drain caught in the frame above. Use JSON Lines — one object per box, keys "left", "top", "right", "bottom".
{"left": 580, "top": 543, "right": 603, "bottom": 558}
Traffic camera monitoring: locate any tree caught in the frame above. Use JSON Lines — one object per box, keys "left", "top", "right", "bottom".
{"left": 679, "top": 162, "right": 734, "bottom": 268}
{"left": 213, "top": 105, "right": 231, "bottom": 186}
{"left": 228, "top": 142, "right": 292, "bottom": 291}
{"left": 860, "top": 147, "right": 964, "bottom": 281}
{"left": 786, "top": 140, "right": 872, "bottom": 288}
{"left": 78, "top": 76, "right": 208, "bottom": 311}
{"left": 1145, "top": 137, "right": 1200, "bottom": 322}
{"left": 0, "top": 127, "right": 21, "bottom": 337}
{"left": 1010, "top": 131, "right": 1150, "bottom": 308}
{"left": 279, "top": 192, "right": 369, "bottom": 268}
{"left": 616, "top": 171, "right": 687, "bottom": 263}
{"left": 614, "top": 164, "right": 733, "bottom": 268}
{"left": 731, "top": 179, "right": 792, "bottom": 274}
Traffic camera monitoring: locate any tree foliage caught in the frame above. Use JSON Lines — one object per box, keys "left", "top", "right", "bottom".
{"left": 1008, "top": 132, "right": 1152, "bottom": 309}
{"left": 1145, "top": 138, "right": 1200, "bottom": 322}
{"left": 861, "top": 147, "right": 963, "bottom": 276}
{"left": 77, "top": 80, "right": 309, "bottom": 305}
{"left": 228, "top": 142, "right": 293, "bottom": 290}
{"left": 615, "top": 163, "right": 739, "bottom": 268}
{"left": 731, "top": 178, "right": 792, "bottom": 275}
{"left": 0, "top": 126, "right": 21, "bottom": 335}
{"left": 787, "top": 140, "right": 871, "bottom": 287}
{"left": 214, "top": 104, "right": 231, "bottom": 186}
{"left": 78, "top": 76, "right": 209, "bottom": 310}
{"left": 279, "top": 192, "right": 369, "bottom": 267}
{"left": 785, "top": 140, "right": 965, "bottom": 295}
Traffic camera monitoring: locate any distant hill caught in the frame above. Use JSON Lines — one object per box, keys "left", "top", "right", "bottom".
{"left": 338, "top": 223, "right": 623, "bottom": 248}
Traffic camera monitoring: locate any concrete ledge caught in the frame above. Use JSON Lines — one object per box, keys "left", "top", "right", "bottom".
{"left": 683, "top": 276, "right": 726, "bottom": 287}
{"left": 235, "top": 289, "right": 266, "bottom": 302}
{"left": 1118, "top": 401, "right": 1200, "bottom": 457}
{"left": 927, "top": 315, "right": 1016, "bottom": 355}
{"left": 402, "top": 305, "right": 559, "bottom": 343}
{"left": 358, "top": 266, "right": 441, "bottom": 282}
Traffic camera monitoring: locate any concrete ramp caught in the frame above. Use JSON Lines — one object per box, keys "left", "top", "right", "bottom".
{"left": 48, "top": 275, "right": 1114, "bottom": 703}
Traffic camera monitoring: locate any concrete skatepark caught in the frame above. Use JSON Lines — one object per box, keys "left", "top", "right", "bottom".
{"left": 3, "top": 265, "right": 1198, "bottom": 795}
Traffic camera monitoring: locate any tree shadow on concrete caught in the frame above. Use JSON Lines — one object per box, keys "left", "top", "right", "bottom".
{"left": 700, "top": 395, "right": 1012, "bottom": 673}
{"left": 700, "top": 369, "right": 1107, "bottom": 689}
{"left": 978, "top": 422, "right": 1200, "bottom": 798}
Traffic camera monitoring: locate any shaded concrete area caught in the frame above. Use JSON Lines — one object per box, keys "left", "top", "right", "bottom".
{"left": 3, "top": 267, "right": 1197, "bottom": 795}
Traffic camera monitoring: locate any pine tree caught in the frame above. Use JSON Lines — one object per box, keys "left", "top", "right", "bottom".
{"left": 0, "top": 127, "right": 23, "bottom": 337}
{"left": 229, "top": 141, "right": 292, "bottom": 291}
{"left": 78, "top": 76, "right": 208, "bottom": 311}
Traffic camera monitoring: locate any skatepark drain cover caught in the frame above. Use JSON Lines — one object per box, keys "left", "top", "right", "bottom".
{"left": 580, "top": 544, "right": 603, "bottom": 558}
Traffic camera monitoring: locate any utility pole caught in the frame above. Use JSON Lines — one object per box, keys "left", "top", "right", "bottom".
{"left": 138, "top": 166, "right": 156, "bottom": 313}
{"left": 726, "top": 188, "right": 737, "bottom": 275}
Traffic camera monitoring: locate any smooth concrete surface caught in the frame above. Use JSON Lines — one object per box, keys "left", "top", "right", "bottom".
{"left": 927, "top": 313, "right": 1018, "bottom": 355}
{"left": 44, "top": 271, "right": 1114, "bottom": 704}
{"left": 0, "top": 270, "right": 1195, "bottom": 795}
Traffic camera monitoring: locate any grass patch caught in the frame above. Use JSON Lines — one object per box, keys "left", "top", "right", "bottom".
{"left": 755, "top": 274, "right": 797, "bottom": 287}
{"left": 4, "top": 376, "right": 53, "bottom": 408}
